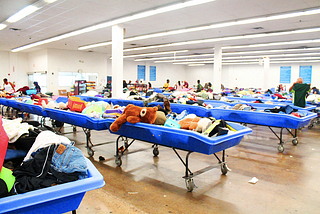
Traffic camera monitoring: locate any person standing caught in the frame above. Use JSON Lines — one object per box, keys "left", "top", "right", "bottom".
{"left": 196, "top": 80, "right": 203, "bottom": 92}
{"left": 174, "top": 81, "right": 183, "bottom": 91}
{"left": 163, "top": 79, "right": 170, "bottom": 91}
{"left": 2, "top": 78, "right": 15, "bottom": 93}
{"left": 289, "top": 77, "right": 310, "bottom": 108}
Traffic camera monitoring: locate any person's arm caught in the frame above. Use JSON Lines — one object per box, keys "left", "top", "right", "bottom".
{"left": 9, "top": 82, "right": 15, "bottom": 92}
{"left": 289, "top": 82, "right": 295, "bottom": 92}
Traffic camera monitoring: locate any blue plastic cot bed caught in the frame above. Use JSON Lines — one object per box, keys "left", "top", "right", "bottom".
{"left": 106, "top": 119, "right": 252, "bottom": 191}
{"left": 42, "top": 107, "right": 251, "bottom": 191}
{"left": 208, "top": 107, "right": 316, "bottom": 152}
{"left": 0, "top": 158, "right": 105, "bottom": 214}
{"left": 204, "top": 99, "right": 316, "bottom": 111}
{"left": 151, "top": 101, "right": 317, "bottom": 153}
{"left": 0, "top": 98, "right": 252, "bottom": 191}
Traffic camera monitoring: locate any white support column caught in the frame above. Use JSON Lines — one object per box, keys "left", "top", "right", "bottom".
{"left": 213, "top": 45, "right": 222, "bottom": 92}
{"left": 111, "top": 25, "right": 123, "bottom": 98}
{"left": 263, "top": 57, "right": 270, "bottom": 90}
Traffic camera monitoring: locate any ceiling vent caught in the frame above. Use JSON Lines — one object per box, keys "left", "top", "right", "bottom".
{"left": 9, "top": 28, "right": 21, "bottom": 31}
{"left": 252, "top": 27, "right": 264, "bottom": 30}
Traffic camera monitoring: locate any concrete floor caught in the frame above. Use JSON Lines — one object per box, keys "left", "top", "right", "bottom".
{"left": 61, "top": 122, "right": 320, "bottom": 214}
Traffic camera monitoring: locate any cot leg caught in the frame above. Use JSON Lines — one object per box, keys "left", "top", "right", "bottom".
{"left": 152, "top": 144, "right": 159, "bottom": 157}
{"left": 115, "top": 136, "right": 123, "bottom": 167}
{"left": 72, "top": 210, "right": 76, "bottom": 214}
{"left": 268, "top": 127, "right": 285, "bottom": 152}
{"left": 83, "top": 128, "right": 94, "bottom": 157}
{"left": 172, "top": 149, "right": 196, "bottom": 192}
{"left": 213, "top": 151, "right": 228, "bottom": 175}
{"left": 285, "top": 128, "right": 299, "bottom": 146}
{"left": 41, "top": 116, "right": 46, "bottom": 127}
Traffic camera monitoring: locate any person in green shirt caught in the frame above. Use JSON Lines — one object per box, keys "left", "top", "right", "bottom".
{"left": 196, "top": 80, "right": 203, "bottom": 92}
{"left": 289, "top": 77, "right": 310, "bottom": 108}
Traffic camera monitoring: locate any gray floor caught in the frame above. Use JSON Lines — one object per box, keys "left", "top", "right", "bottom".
{"left": 62, "top": 122, "right": 320, "bottom": 214}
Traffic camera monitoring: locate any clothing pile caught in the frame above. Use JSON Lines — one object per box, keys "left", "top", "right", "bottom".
{"left": 306, "top": 94, "right": 320, "bottom": 104}
{"left": 1, "top": 128, "right": 87, "bottom": 197}
{"left": 232, "top": 104, "right": 257, "bottom": 111}
{"left": 2, "top": 118, "right": 33, "bottom": 143}
{"left": 164, "top": 110, "right": 236, "bottom": 138}
{"left": 264, "top": 105, "right": 306, "bottom": 117}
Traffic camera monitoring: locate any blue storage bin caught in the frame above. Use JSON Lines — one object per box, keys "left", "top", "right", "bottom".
{"left": 55, "top": 97, "right": 68, "bottom": 103}
{"left": 26, "top": 89, "right": 37, "bottom": 95}
{"left": 0, "top": 158, "right": 105, "bottom": 214}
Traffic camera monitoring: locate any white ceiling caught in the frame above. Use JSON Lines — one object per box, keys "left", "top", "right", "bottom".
{"left": 0, "top": 0, "right": 320, "bottom": 60}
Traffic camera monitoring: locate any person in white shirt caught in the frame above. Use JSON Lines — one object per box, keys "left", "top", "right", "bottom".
{"left": 2, "top": 78, "right": 15, "bottom": 93}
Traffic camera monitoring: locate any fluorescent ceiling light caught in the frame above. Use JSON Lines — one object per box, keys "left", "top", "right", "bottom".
{"left": 223, "top": 47, "right": 320, "bottom": 56}
{"left": 122, "top": 50, "right": 188, "bottom": 59}
{"left": 12, "top": 0, "right": 216, "bottom": 52}
{"left": 155, "top": 58, "right": 215, "bottom": 63}
{"left": 6, "top": 5, "right": 39, "bottom": 23}
{"left": 0, "top": 24, "right": 7, "bottom": 31}
{"left": 134, "top": 53, "right": 215, "bottom": 61}
{"left": 44, "top": 0, "right": 57, "bottom": 3}
{"left": 188, "top": 64, "right": 205, "bottom": 66}
{"left": 223, "top": 39, "right": 320, "bottom": 50}
{"left": 79, "top": 8, "right": 320, "bottom": 50}
{"left": 174, "top": 61, "right": 214, "bottom": 64}
{"left": 78, "top": 42, "right": 112, "bottom": 50}
{"left": 134, "top": 47, "right": 320, "bottom": 62}
{"left": 223, "top": 52, "right": 320, "bottom": 60}
{"left": 152, "top": 52, "right": 320, "bottom": 63}
{"left": 124, "top": 28, "right": 320, "bottom": 52}
{"left": 223, "top": 62, "right": 258, "bottom": 65}
{"left": 270, "top": 57, "right": 320, "bottom": 61}
{"left": 270, "top": 60, "right": 320, "bottom": 63}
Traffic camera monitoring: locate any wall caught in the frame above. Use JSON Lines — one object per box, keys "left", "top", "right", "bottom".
{"left": 0, "top": 51, "right": 10, "bottom": 80}
{"left": 186, "top": 64, "right": 217, "bottom": 88}
{"left": 0, "top": 51, "right": 28, "bottom": 89}
{"left": 46, "top": 49, "right": 108, "bottom": 94}
{"left": 107, "top": 59, "right": 187, "bottom": 88}
{"left": 28, "top": 49, "right": 48, "bottom": 73}
{"left": 186, "top": 62, "right": 320, "bottom": 90}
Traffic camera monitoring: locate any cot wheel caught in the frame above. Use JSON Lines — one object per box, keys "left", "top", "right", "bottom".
{"left": 73, "top": 126, "right": 77, "bottom": 132}
{"left": 153, "top": 147, "right": 159, "bottom": 157}
{"left": 292, "top": 139, "right": 298, "bottom": 146}
{"left": 115, "top": 157, "right": 122, "bottom": 167}
{"left": 185, "top": 179, "right": 194, "bottom": 192}
{"left": 278, "top": 144, "right": 284, "bottom": 153}
{"left": 87, "top": 148, "right": 94, "bottom": 157}
{"left": 308, "top": 124, "right": 313, "bottom": 129}
{"left": 124, "top": 139, "right": 129, "bottom": 149}
{"left": 221, "top": 163, "right": 228, "bottom": 175}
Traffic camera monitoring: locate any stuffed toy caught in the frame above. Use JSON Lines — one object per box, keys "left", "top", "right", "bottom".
{"left": 195, "top": 118, "right": 212, "bottom": 133}
{"left": 156, "top": 100, "right": 171, "bottom": 115}
{"left": 179, "top": 117, "right": 200, "bottom": 130}
{"left": 110, "top": 104, "right": 158, "bottom": 132}
{"left": 58, "top": 102, "right": 68, "bottom": 109}
{"left": 154, "top": 111, "right": 167, "bottom": 125}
